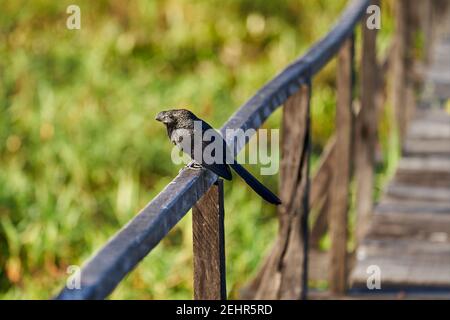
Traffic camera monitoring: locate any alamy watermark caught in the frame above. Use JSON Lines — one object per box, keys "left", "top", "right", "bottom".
{"left": 66, "top": 265, "right": 81, "bottom": 290}
{"left": 366, "top": 265, "right": 381, "bottom": 290}
{"left": 66, "top": 5, "right": 81, "bottom": 30}
{"left": 366, "top": 4, "right": 381, "bottom": 30}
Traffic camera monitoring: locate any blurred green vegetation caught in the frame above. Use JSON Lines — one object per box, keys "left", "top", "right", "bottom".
{"left": 0, "top": 0, "right": 398, "bottom": 299}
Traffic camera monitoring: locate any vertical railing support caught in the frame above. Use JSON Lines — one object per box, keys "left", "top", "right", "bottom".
{"left": 301, "top": 83, "right": 312, "bottom": 300}
{"left": 329, "top": 36, "right": 354, "bottom": 295}
{"left": 423, "top": 0, "right": 434, "bottom": 65}
{"left": 243, "top": 84, "right": 311, "bottom": 300}
{"left": 355, "top": 0, "right": 378, "bottom": 243}
{"left": 310, "top": 194, "right": 330, "bottom": 249}
{"left": 392, "top": 0, "right": 409, "bottom": 142}
{"left": 192, "top": 179, "right": 226, "bottom": 300}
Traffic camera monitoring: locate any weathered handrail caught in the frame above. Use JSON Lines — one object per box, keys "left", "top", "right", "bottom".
{"left": 56, "top": 0, "right": 370, "bottom": 300}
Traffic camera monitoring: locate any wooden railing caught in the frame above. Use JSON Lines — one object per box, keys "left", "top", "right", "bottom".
{"left": 55, "top": 0, "right": 418, "bottom": 299}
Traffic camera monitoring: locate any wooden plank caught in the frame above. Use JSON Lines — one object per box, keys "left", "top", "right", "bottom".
{"left": 366, "top": 211, "right": 450, "bottom": 242}
{"left": 385, "top": 184, "right": 450, "bottom": 202}
{"left": 355, "top": 3, "right": 378, "bottom": 243}
{"left": 405, "top": 101, "right": 450, "bottom": 142}
{"left": 310, "top": 136, "right": 336, "bottom": 209}
{"left": 408, "top": 121, "right": 450, "bottom": 140}
{"left": 193, "top": 180, "right": 226, "bottom": 300}
{"left": 403, "top": 138, "right": 450, "bottom": 157}
{"left": 376, "top": 197, "right": 450, "bottom": 215}
{"left": 395, "top": 157, "right": 450, "bottom": 187}
{"left": 397, "top": 157, "right": 450, "bottom": 174}
{"left": 414, "top": 108, "right": 450, "bottom": 123}
{"left": 351, "top": 239, "right": 450, "bottom": 288}
{"left": 329, "top": 36, "right": 353, "bottom": 295}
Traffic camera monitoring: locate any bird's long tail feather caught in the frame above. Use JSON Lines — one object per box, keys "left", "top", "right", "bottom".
{"left": 230, "top": 163, "right": 281, "bottom": 205}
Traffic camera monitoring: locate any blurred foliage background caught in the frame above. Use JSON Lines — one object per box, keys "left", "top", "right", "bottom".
{"left": 0, "top": 0, "right": 397, "bottom": 299}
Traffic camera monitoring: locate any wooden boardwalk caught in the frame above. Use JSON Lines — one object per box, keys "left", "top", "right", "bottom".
{"left": 349, "top": 30, "right": 450, "bottom": 296}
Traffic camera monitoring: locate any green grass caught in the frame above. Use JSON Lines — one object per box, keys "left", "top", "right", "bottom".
{"left": 0, "top": 0, "right": 399, "bottom": 299}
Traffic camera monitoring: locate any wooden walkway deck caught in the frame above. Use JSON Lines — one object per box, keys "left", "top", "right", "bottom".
{"left": 349, "top": 30, "right": 450, "bottom": 297}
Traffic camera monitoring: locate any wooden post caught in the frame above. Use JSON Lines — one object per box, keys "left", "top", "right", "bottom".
{"left": 329, "top": 36, "right": 353, "bottom": 295}
{"left": 310, "top": 194, "right": 330, "bottom": 249}
{"left": 423, "top": 0, "right": 433, "bottom": 65}
{"left": 309, "top": 136, "right": 336, "bottom": 248}
{"left": 355, "top": 3, "right": 378, "bottom": 243}
{"left": 392, "top": 0, "right": 409, "bottom": 142}
{"left": 242, "top": 84, "right": 311, "bottom": 300}
{"left": 192, "top": 179, "right": 226, "bottom": 300}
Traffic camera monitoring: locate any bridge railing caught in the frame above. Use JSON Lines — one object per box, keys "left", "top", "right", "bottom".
{"left": 55, "top": 0, "right": 395, "bottom": 299}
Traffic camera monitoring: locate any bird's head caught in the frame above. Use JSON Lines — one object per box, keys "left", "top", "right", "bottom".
{"left": 155, "top": 109, "right": 197, "bottom": 127}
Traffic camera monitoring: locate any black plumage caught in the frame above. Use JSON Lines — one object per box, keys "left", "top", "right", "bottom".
{"left": 155, "top": 109, "right": 281, "bottom": 205}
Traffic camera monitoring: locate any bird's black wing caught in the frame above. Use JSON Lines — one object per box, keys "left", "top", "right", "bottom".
{"left": 201, "top": 162, "right": 232, "bottom": 181}
{"left": 195, "top": 120, "right": 232, "bottom": 180}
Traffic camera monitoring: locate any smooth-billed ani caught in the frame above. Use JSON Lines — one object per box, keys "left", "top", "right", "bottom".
{"left": 155, "top": 109, "right": 281, "bottom": 205}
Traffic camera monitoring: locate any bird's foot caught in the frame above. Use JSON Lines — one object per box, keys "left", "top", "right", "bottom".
{"left": 187, "top": 161, "right": 202, "bottom": 170}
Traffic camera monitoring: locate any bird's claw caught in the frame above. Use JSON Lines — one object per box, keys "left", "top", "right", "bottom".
{"left": 187, "top": 161, "right": 202, "bottom": 170}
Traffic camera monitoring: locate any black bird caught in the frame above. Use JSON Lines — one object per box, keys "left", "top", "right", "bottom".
{"left": 155, "top": 109, "right": 281, "bottom": 205}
